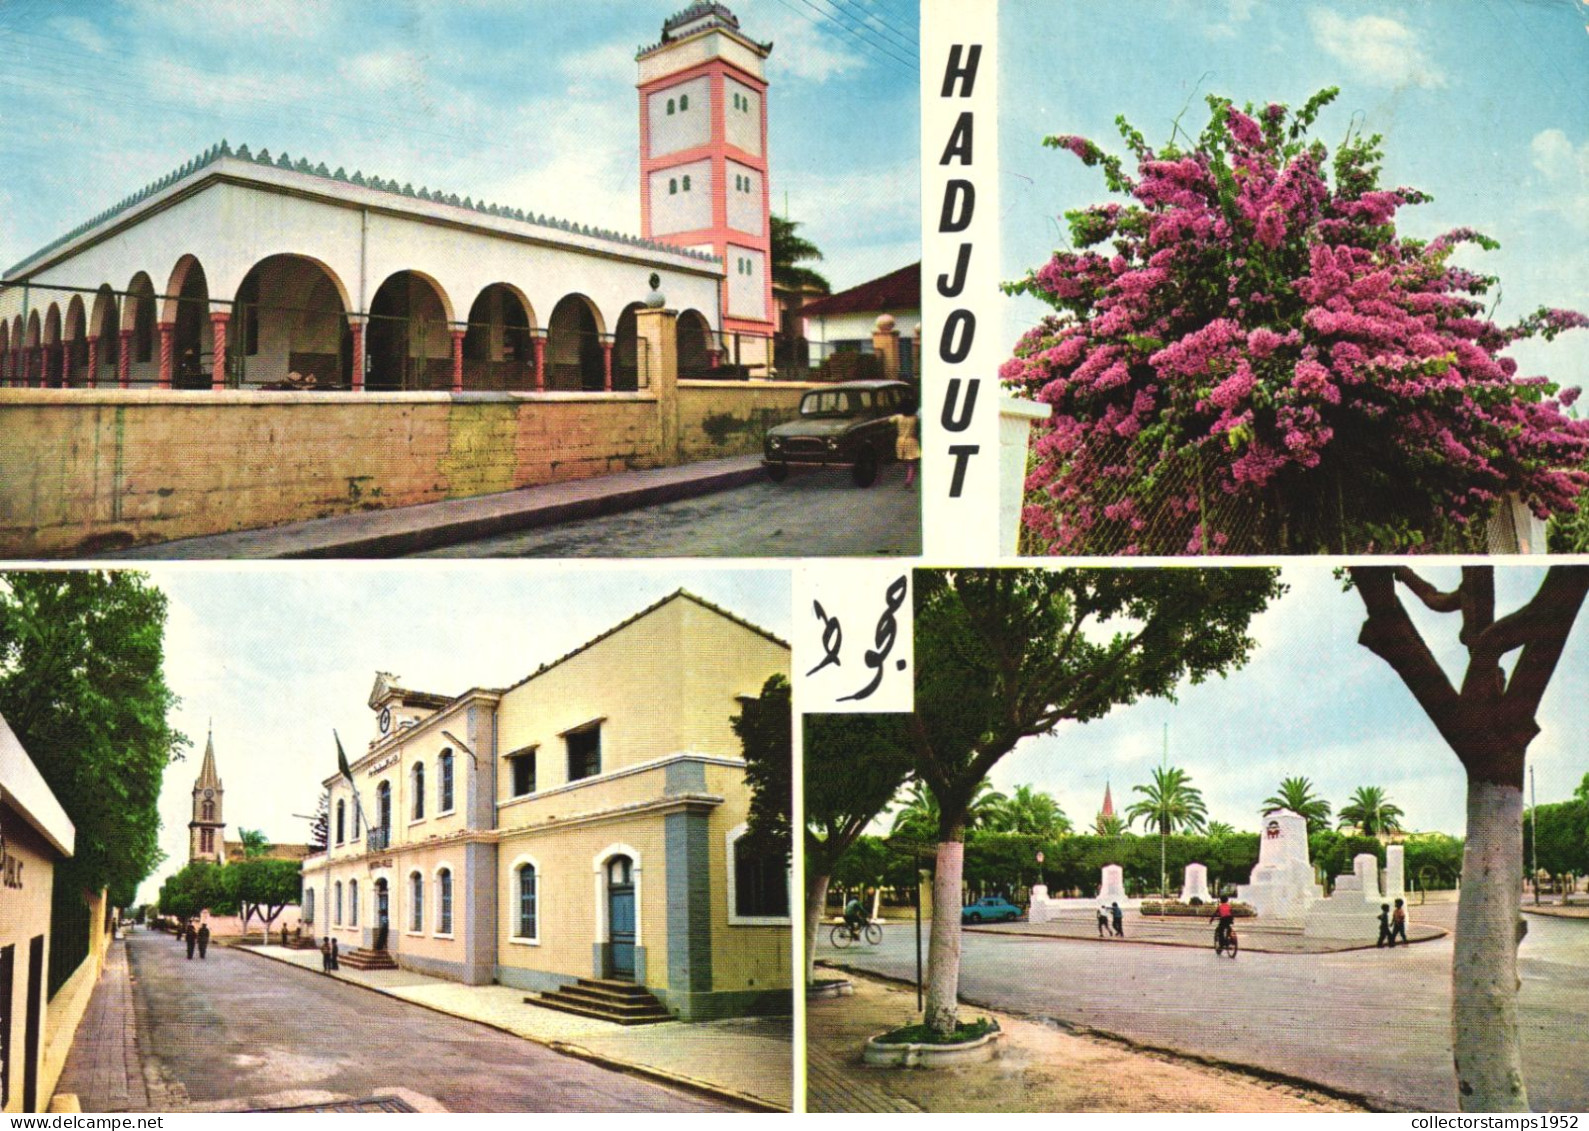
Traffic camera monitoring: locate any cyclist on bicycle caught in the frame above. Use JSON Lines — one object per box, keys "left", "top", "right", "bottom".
{"left": 843, "top": 894, "right": 867, "bottom": 938}
{"left": 1211, "top": 895, "right": 1236, "bottom": 950}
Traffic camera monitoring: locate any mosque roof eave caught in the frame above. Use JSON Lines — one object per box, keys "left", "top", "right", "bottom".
{"left": 2, "top": 142, "right": 724, "bottom": 285}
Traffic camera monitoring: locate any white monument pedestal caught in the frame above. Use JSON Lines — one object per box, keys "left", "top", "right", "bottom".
{"left": 1028, "top": 883, "right": 1059, "bottom": 924}
{"left": 1180, "top": 863, "right": 1210, "bottom": 904}
{"left": 1305, "top": 849, "right": 1405, "bottom": 940}
{"left": 1237, "top": 810, "right": 1322, "bottom": 926}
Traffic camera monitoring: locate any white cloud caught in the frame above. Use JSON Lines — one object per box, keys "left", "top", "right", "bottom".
{"left": 340, "top": 49, "right": 430, "bottom": 94}
{"left": 1529, "top": 128, "right": 1589, "bottom": 234}
{"left": 1308, "top": 10, "right": 1447, "bottom": 90}
{"left": 755, "top": 4, "right": 869, "bottom": 84}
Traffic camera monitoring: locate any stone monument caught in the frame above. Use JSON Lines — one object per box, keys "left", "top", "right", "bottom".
{"left": 1304, "top": 849, "right": 1408, "bottom": 940}
{"left": 1236, "top": 809, "right": 1323, "bottom": 925}
{"left": 1098, "top": 864, "right": 1128, "bottom": 905}
{"left": 1028, "top": 883, "right": 1059, "bottom": 924}
{"left": 1180, "top": 862, "right": 1211, "bottom": 904}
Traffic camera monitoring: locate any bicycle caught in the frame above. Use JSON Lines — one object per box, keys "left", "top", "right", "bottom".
{"left": 830, "top": 919, "right": 883, "bottom": 948}
{"left": 1213, "top": 922, "right": 1238, "bottom": 959}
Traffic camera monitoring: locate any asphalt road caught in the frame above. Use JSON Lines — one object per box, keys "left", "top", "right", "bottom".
{"left": 126, "top": 933, "right": 730, "bottom": 1112}
{"left": 411, "top": 462, "right": 922, "bottom": 557}
{"left": 817, "top": 913, "right": 1589, "bottom": 1112}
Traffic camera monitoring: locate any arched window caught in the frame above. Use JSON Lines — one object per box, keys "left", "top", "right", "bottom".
{"left": 201, "top": 799, "right": 215, "bottom": 821}
{"left": 335, "top": 799, "right": 346, "bottom": 844}
{"left": 377, "top": 780, "right": 391, "bottom": 831}
{"left": 200, "top": 828, "right": 214, "bottom": 853}
{"left": 682, "top": 174, "right": 692, "bottom": 192}
{"left": 349, "top": 879, "right": 359, "bottom": 927}
{"left": 515, "top": 862, "right": 538, "bottom": 941}
{"left": 409, "top": 872, "right": 424, "bottom": 933}
{"left": 304, "top": 888, "right": 316, "bottom": 925}
{"left": 728, "top": 826, "right": 790, "bottom": 922}
{"left": 679, "top": 93, "right": 689, "bottom": 111}
{"left": 334, "top": 881, "right": 343, "bottom": 925}
{"left": 412, "top": 762, "right": 426, "bottom": 820}
{"left": 439, "top": 750, "right": 454, "bottom": 813}
{"left": 666, "top": 97, "right": 675, "bottom": 115}
{"left": 668, "top": 178, "right": 677, "bottom": 196}
{"left": 437, "top": 868, "right": 453, "bottom": 935}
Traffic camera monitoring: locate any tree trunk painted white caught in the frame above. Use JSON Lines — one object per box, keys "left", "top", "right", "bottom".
{"left": 805, "top": 871, "right": 832, "bottom": 986}
{"left": 1453, "top": 780, "right": 1529, "bottom": 1112}
{"left": 924, "top": 837, "right": 965, "bottom": 1035}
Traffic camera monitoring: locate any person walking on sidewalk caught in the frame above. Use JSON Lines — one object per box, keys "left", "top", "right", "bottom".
{"left": 185, "top": 924, "right": 196, "bottom": 960}
{"left": 330, "top": 937, "right": 340, "bottom": 971}
{"left": 1110, "top": 901, "right": 1125, "bottom": 938}
{"left": 197, "top": 922, "right": 210, "bottom": 960}
{"left": 1376, "top": 903, "right": 1393, "bottom": 948}
{"left": 1390, "top": 899, "right": 1409, "bottom": 947}
{"left": 320, "top": 937, "right": 332, "bottom": 973}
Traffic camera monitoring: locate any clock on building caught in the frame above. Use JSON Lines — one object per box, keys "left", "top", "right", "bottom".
{"left": 379, "top": 706, "right": 392, "bottom": 734}
{"left": 203, "top": 788, "right": 214, "bottom": 800}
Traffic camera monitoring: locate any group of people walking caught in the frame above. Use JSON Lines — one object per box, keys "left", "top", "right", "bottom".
{"left": 176, "top": 920, "right": 210, "bottom": 960}
{"left": 320, "top": 936, "right": 340, "bottom": 973}
{"left": 1377, "top": 898, "right": 1410, "bottom": 947}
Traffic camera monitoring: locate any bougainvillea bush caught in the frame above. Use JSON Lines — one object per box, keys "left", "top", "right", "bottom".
{"left": 1003, "top": 89, "right": 1589, "bottom": 554}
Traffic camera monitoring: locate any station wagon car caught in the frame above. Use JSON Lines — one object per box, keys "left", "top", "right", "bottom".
{"left": 763, "top": 379, "right": 913, "bottom": 487}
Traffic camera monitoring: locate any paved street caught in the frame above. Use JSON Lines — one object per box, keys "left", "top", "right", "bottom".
{"left": 414, "top": 462, "right": 921, "bottom": 557}
{"left": 68, "top": 933, "right": 733, "bottom": 1112}
{"left": 817, "top": 910, "right": 1589, "bottom": 1112}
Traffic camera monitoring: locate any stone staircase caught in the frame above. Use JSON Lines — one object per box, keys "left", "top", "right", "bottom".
{"left": 338, "top": 947, "right": 398, "bottom": 971}
{"left": 528, "top": 978, "right": 672, "bottom": 1025}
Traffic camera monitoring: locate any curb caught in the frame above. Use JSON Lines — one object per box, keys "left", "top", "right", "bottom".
{"left": 818, "top": 962, "right": 1404, "bottom": 1113}
{"left": 237, "top": 945, "right": 787, "bottom": 1113}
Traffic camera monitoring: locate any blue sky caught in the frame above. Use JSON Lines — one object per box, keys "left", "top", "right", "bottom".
{"left": 139, "top": 564, "right": 792, "bottom": 903}
{"left": 0, "top": 0, "right": 919, "bottom": 289}
{"left": 999, "top": 0, "right": 1589, "bottom": 386}
{"left": 980, "top": 565, "right": 1589, "bottom": 841}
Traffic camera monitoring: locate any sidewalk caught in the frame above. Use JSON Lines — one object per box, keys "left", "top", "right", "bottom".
{"left": 970, "top": 910, "right": 1444, "bottom": 953}
{"left": 243, "top": 944, "right": 792, "bottom": 1111}
{"left": 100, "top": 455, "right": 766, "bottom": 559}
{"left": 54, "top": 941, "right": 186, "bottom": 1112}
{"left": 806, "top": 970, "right": 1363, "bottom": 1114}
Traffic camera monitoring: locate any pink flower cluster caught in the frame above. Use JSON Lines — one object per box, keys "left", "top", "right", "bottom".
{"left": 1003, "top": 91, "right": 1589, "bottom": 553}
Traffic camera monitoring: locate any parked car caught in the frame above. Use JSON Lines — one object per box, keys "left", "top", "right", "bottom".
{"left": 763, "top": 379, "right": 913, "bottom": 487}
{"left": 962, "top": 896, "right": 1022, "bottom": 924}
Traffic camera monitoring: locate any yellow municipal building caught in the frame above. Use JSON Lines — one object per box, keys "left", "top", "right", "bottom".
{"left": 302, "top": 590, "right": 790, "bottom": 1021}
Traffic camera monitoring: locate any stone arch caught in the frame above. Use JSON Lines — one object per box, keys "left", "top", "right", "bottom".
{"left": 42, "top": 304, "right": 60, "bottom": 347}
{"left": 163, "top": 255, "right": 212, "bottom": 389}
{"left": 612, "top": 302, "right": 645, "bottom": 391}
{"left": 677, "top": 308, "right": 714, "bottom": 378}
{"left": 546, "top": 293, "right": 606, "bottom": 392}
{"left": 462, "top": 282, "right": 537, "bottom": 391}
{"left": 368, "top": 270, "right": 453, "bottom": 391}
{"left": 62, "top": 296, "right": 89, "bottom": 386}
{"left": 90, "top": 286, "right": 121, "bottom": 386}
{"left": 234, "top": 254, "right": 352, "bottom": 389}
{"left": 125, "top": 273, "right": 158, "bottom": 383}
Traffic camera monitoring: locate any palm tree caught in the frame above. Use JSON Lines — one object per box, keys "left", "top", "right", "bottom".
{"left": 891, "top": 780, "right": 1007, "bottom": 843}
{"left": 1261, "top": 776, "right": 1333, "bottom": 835}
{"left": 1337, "top": 786, "right": 1406, "bottom": 837}
{"left": 1096, "top": 812, "right": 1126, "bottom": 837}
{"left": 987, "top": 785, "right": 1073, "bottom": 837}
{"left": 1125, "top": 766, "right": 1208, "bottom": 835}
{"left": 771, "top": 216, "right": 830, "bottom": 292}
{"left": 1204, "top": 820, "right": 1236, "bottom": 839}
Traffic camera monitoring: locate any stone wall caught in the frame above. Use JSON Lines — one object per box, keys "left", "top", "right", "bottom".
{"left": 0, "top": 383, "right": 810, "bottom": 556}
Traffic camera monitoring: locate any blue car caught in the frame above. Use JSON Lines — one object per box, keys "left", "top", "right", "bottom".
{"left": 962, "top": 896, "right": 1021, "bottom": 924}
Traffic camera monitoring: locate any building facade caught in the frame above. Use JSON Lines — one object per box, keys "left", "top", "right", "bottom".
{"left": 0, "top": 712, "right": 75, "bottom": 1114}
{"left": 188, "top": 730, "right": 226, "bottom": 865}
{"left": 303, "top": 591, "right": 791, "bottom": 1020}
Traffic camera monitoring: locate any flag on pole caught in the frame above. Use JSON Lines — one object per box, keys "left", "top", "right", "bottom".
{"left": 335, "top": 730, "right": 370, "bottom": 838}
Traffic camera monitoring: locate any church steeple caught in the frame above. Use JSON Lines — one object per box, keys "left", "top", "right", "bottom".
{"left": 189, "top": 724, "right": 227, "bottom": 865}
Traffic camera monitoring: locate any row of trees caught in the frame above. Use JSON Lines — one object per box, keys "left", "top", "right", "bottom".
{"left": 807, "top": 565, "right": 1588, "bottom": 1112}
{"left": 1524, "top": 773, "right": 1589, "bottom": 882}
{"left": 832, "top": 827, "right": 1467, "bottom": 902}
{"left": 157, "top": 845, "right": 303, "bottom": 939}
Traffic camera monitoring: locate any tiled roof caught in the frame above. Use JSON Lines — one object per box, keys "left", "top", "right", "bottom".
{"left": 4, "top": 140, "right": 718, "bottom": 278}
{"left": 799, "top": 262, "right": 920, "bottom": 319}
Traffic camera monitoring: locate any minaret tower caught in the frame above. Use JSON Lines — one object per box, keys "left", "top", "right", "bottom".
{"left": 638, "top": 4, "right": 776, "bottom": 347}
{"left": 189, "top": 726, "right": 227, "bottom": 865}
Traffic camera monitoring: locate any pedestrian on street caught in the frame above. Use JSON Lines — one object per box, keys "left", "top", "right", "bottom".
{"left": 1110, "top": 901, "right": 1124, "bottom": 938}
{"left": 320, "top": 937, "right": 332, "bottom": 974}
{"left": 1096, "top": 904, "right": 1110, "bottom": 937}
{"left": 197, "top": 923, "right": 210, "bottom": 960}
{"left": 185, "top": 925, "right": 196, "bottom": 960}
{"left": 1376, "top": 903, "right": 1393, "bottom": 948}
{"left": 330, "top": 937, "right": 340, "bottom": 971}
{"left": 1391, "top": 898, "right": 1409, "bottom": 946}
{"left": 894, "top": 406, "right": 920, "bottom": 489}
{"left": 280, "top": 924, "right": 289, "bottom": 948}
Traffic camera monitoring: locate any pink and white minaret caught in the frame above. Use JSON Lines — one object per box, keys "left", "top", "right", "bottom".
{"left": 638, "top": 4, "right": 775, "bottom": 344}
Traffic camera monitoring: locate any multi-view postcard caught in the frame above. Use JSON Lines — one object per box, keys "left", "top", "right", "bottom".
{"left": 2, "top": 0, "right": 1588, "bottom": 1121}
